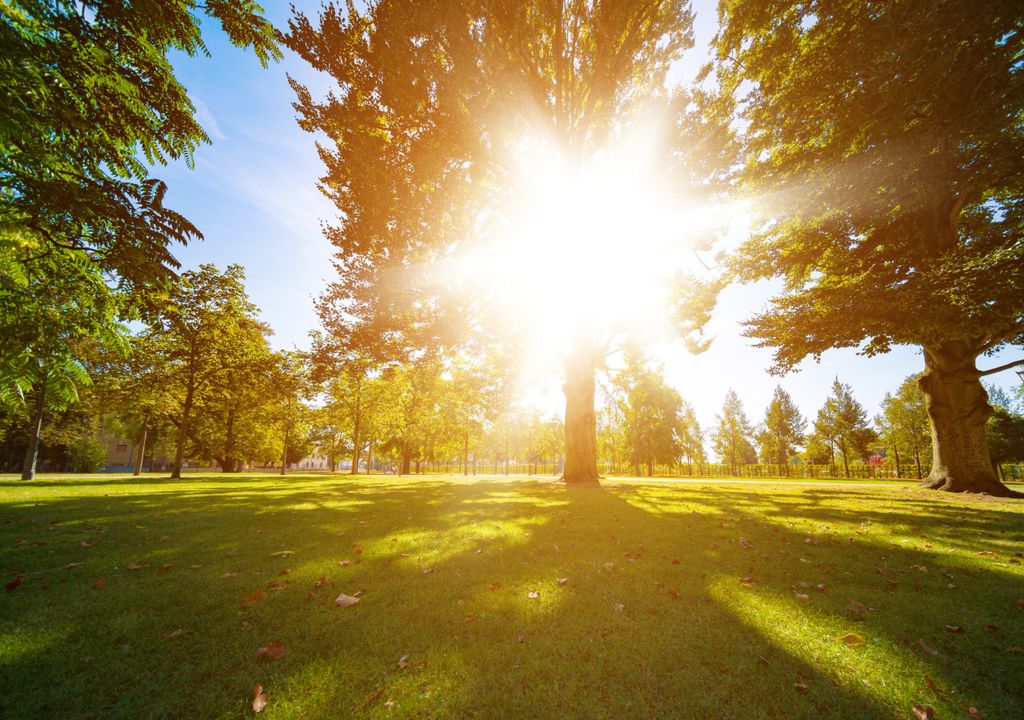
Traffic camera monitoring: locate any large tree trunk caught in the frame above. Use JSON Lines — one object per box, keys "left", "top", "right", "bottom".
{"left": 21, "top": 381, "right": 47, "bottom": 481}
{"left": 134, "top": 424, "right": 148, "bottom": 477}
{"left": 918, "top": 342, "right": 1019, "bottom": 496}
{"left": 562, "top": 328, "right": 600, "bottom": 485}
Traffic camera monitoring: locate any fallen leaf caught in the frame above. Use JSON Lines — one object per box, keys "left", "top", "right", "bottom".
{"left": 912, "top": 704, "right": 934, "bottom": 720}
{"left": 528, "top": 591, "right": 540, "bottom": 599}
{"left": 463, "top": 614, "right": 478, "bottom": 623}
{"left": 397, "top": 655, "right": 409, "bottom": 669}
{"left": 160, "top": 628, "right": 184, "bottom": 640}
{"left": 976, "top": 551, "right": 996, "bottom": 557}
{"left": 64, "top": 562, "right": 82, "bottom": 569}
{"left": 739, "top": 576, "right": 755, "bottom": 586}
{"left": 517, "top": 634, "right": 527, "bottom": 643}
{"left": 335, "top": 593, "right": 360, "bottom": 607}
{"left": 314, "top": 576, "right": 326, "bottom": 588}
{"left": 945, "top": 625, "right": 965, "bottom": 634}
{"left": 80, "top": 541, "right": 95, "bottom": 548}
{"left": 422, "top": 567, "right": 434, "bottom": 575}
{"left": 220, "top": 572, "right": 237, "bottom": 579}
{"left": 815, "top": 583, "right": 828, "bottom": 592}
{"left": 924, "top": 675, "right": 941, "bottom": 694}
{"left": 1006, "top": 646, "right": 1023, "bottom": 654}
{"left": 671, "top": 559, "right": 680, "bottom": 565}
{"left": 667, "top": 588, "right": 680, "bottom": 599}
{"left": 794, "top": 681, "right": 808, "bottom": 693}
{"left": 488, "top": 581, "right": 502, "bottom": 591}
{"left": 190, "top": 564, "right": 203, "bottom": 570}
{"left": 399, "top": 552, "right": 410, "bottom": 558}
{"left": 252, "top": 684, "right": 268, "bottom": 713}
{"left": 359, "top": 687, "right": 385, "bottom": 709}
{"left": 338, "top": 560, "right": 351, "bottom": 567}
{"left": 159, "top": 563, "right": 173, "bottom": 572}
{"left": 839, "top": 632, "right": 865, "bottom": 646}
{"left": 243, "top": 590, "right": 267, "bottom": 606}
{"left": 557, "top": 577, "right": 569, "bottom": 586}
{"left": 270, "top": 550, "right": 294, "bottom": 557}
{"left": 966, "top": 706, "right": 980, "bottom": 718}
{"left": 794, "top": 592, "right": 810, "bottom": 602}
{"left": 91, "top": 578, "right": 106, "bottom": 589}
{"left": 256, "top": 641, "right": 286, "bottom": 660}
{"left": 126, "top": 563, "right": 143, "bottom": 571}
{"left": 6, "top": 576, "right": 22, "bottom": 592}
{"left": 353, "top": 547, "right": 363, "bottom": 555}
{"left": 613, "top": 603, "right": 625, "bottom": 612}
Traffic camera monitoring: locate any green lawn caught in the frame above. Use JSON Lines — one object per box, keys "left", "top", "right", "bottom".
{"left": 1, "top": 474, "right": 1022, "bottom": 719}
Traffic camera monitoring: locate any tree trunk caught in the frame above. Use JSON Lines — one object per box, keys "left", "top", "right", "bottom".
{"left": 171, "top": 385, "right": 195, "bottom": 479}
{"left": 351, "top": 412, "right": 361, "bottom": 475}
{"left": 892, "top": 444, "right": 901, "bottom": 479}
{"left": 463, "top": 430, "right": 470, "bottom": 476}
{"left": 280, "top": 427, "right": 289, "bottom": 476}
{"left": 839, "top": 439, "right": 850, "bottom": 478}
{"left": 562, "top": 328, "right": 600, "bottom": 485}
{"left": 367, "top": 436, "right": 374, "bottom": 474}
{"left": 21, "top": 381, "right": 47, "bottom": 481}
{"left": 914, "top": 447, "right": 922, "bottom": 480}
{"left": 400, "top": 440, "right": 411, "bottom": 476}
{"left": 918, "top": 342, "right": 1019, "bottom": 496}
{"left": 134, "top": 424, "right": 148, "bottom": 477}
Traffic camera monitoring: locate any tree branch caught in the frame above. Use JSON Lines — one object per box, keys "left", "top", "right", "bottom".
{"left": 978, "top": 358, "right": 1024, "bottom": 377}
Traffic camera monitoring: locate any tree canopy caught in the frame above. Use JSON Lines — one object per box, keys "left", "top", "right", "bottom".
{"left": 713, "top": 0, "right": 1024, "bottom": 495}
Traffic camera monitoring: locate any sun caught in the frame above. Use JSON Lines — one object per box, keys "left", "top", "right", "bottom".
{"left": 451, "top": 116, "right": 749, "bottom": 381}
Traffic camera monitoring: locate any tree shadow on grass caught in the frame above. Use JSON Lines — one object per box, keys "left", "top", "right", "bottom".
{"left": 1, "top": 478, "right": 1022, "bottom": 719}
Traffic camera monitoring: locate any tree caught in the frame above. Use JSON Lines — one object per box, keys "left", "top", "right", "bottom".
{"left": 815, "top": 379, "right": 875, "bottom": 478}
{"left": 711, "top": 389, "right": 756, "bottom": 475}
{"left": 987, "top": 407, "right": 1024, "bottom": 481}
{"left": 1, "top": 2, "right": 280, "bottom": 458}
{"left": 713, "top": 1, "right": 1024, "bottom": 496}
{"left": 145, "top": 265, "right": 270, "bottom": 478}
{"left": 877, "top": 376, "right": 932, "bottom": 479}
{"left": 756, "top": 385, "right": 805, "bottom": 470}
{"left": 610, "top": 349, "right": 686, "bottom": 476}
{"left": 284, "top": 1, "right": 713, "bottom": 486}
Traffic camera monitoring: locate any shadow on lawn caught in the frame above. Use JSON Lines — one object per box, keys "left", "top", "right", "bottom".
{"left": 1, "top": 478, "right": 1022, "bottom": 719}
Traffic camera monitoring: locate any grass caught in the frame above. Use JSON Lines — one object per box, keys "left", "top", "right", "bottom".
{"left": 1, "top": 473, "right": 1022, "bottom": 719}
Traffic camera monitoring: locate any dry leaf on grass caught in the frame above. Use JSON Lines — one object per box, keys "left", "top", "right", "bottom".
{"left": 397, "top": 655, "right": 409, "bottom": 669}
{"left": 80, "top": 541, "right": 95, "bottom": 548}
{"left": 945, "top": 625, "right": 965, "bottom": 634}
{"left": 528, "top": 591, "right": 540, "bottom": 599}
{"left": 314, "top": 576, "right": 326, "bottom": 588}
{"left": 91, "top": 578, "right": 106, "bottom": 589}
{"left": 557, "top": 577, "right": 569, "bottom": 586}
{"left": 794, "top": 682, "right": 808, "bottom": 693}
{"left": 335, "top": 593, "right": 360, "bottom": 607}
{"left": 739, "top": 576, "right": 755, "bottom": 586}
{"left": 6, "top": 576, "right": 22, "bottom": 592}
{"left": 243, "top": 590, "right": 267, "bottom": 606}
{"left": 256, "top": 641, "right": 285, "bottom": 660}
{"left": 338, "top": 560, "right": 350, "bottom": 567}
{"left": 220, "top": 572, "right": 237, "bottom": 579}
{"left": 64, "top": 562, "right": 82, "bottom": 569}
{"left": 912, "top": 704, "right": 934, "bottom": 720}
{"left": 838, "top": 632, "right": 864, "bottom": 646}
{"left": 252, "top": 684, "right": 268, "bottom": 713}
{"left": 794, "top": 593, "right": 810, "bottom": 602}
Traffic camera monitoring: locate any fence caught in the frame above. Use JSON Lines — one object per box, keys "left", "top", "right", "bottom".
{"left": 402, "top": 460, "right": 1024, "bottom": 481}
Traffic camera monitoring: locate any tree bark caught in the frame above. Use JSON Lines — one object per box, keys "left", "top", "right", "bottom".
{"left": 563, "top": 327, "right": 599, "bottom": 485}
{"left": 918, "top": 342, "right": 1020, "bottom": 496}
{"left": 21, "top": 380, "right": 47, "bottom": 481}
{"left": 134, "top": 424, "right": 148, "bottom": 477}
{"left": 892, "top": 443, "right": 901, "bottom": 479}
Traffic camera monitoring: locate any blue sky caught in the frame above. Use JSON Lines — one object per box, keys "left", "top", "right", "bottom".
{"left": 158, "top": 1, "right": 1023, "bottom": 435}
